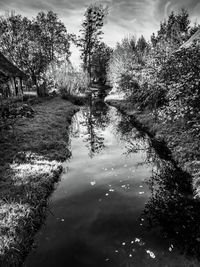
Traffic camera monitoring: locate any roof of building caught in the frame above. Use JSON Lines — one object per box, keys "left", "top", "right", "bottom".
{"left": 180, "top": 29, "right": 200, "bottom": 49}
{"left": 0, "top": 52, "right": 27, "bottom": 78}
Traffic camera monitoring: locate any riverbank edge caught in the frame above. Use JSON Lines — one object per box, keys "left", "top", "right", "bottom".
{"left": 0, "top": 97, "right": 79, "bottom": 266}
{"left": 106, "top": 99, "right": 200, "bottom": 197}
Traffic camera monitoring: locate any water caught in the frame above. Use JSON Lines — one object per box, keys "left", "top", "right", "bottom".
{"left": 25, "top": 100, "right": 200, "bottom": 267}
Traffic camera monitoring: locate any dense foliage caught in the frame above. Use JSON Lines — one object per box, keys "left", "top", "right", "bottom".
{"left": 0, "top": 11, "right": 71, "bottom": 96}
{"left": 91, "top": 42, "right": 113, "bottom": 84}
{"left": 157, "top": 43, "right": 200, "bottom": 122}
{"left": 78, "top": 3, "right": 108, "bottom": 82}
{"left": 108, "top": 9, "right": 200, "bottom": 129}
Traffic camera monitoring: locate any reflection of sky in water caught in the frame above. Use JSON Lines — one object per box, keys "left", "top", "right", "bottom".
{"left": 25, "top": 105, "right": 199, "bottom": 267}
{"left": 52, "top": 107, "right": 151, "bottom": 202}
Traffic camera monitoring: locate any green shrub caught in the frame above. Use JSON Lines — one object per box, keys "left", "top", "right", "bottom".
{"left": 44, "top": 61, "right": 89, "bottom": 97}
{"left": 158, "top": 42, "right": 200, "bottom": 122}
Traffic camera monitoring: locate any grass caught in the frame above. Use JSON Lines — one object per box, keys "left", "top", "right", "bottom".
{"left": 107, "top": 99, "right": 200, "bottom": 197}
{"left": 0, "top": 97, "right": 79, "bottom": 266}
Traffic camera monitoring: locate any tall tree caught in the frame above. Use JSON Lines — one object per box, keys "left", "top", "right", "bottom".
{"left": 78, "top": 3, "right": 108, "bottom": 82}
{"left": 34, "top": 11, "right": 70, "bottom": 62}
{"left": 91, "top": 42, "right": 112, "bottom": 84}
{"left": 176, "top": 8, "right": 190, "bottom": 35}
{"left": 0, "top": 11, "right": 71, "bottom": 96}
{"left": 0, "top": 13, "right": 30, "bottom": 66}
{"left": 136, "top": 35, "right": 148, "bottom": 53}
{"left": 154, "top": 9, "right": 190, "bottom": 49}
{"left": 151, "top": 33, "right": 157, "bottom": 47}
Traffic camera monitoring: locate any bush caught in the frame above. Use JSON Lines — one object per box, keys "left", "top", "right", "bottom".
{"left": 59, "top": 70, "right": 88, "bottom": 97}
{"left": 43, "top": 60, "right": 89, "bottom": 97}
{"left": 108, "top": 36, "right": 139, "bottom": 92}
{"left": 0, "top": 101, "right": 34, "bottom": 133}
{"left": 157, "top": 42, "right": 200, "bottom": 122}
{"left": 117, "top": 41, "right": 200, "bottom": 116}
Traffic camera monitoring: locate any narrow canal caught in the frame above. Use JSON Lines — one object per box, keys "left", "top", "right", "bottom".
{"left": 25, "top": 100, "right": 200, "bottom": 267}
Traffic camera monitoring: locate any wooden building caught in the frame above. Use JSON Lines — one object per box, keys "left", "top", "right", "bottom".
{"left": 0, "top": 52, "right": 27, "bottom": 97}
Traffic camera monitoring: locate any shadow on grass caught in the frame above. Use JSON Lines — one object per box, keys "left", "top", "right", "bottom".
{"left": 0, "top": 97, "right": 78, "bottom": 266}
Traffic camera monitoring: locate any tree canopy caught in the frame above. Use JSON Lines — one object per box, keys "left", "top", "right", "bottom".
{"left": 78, "top": 3, "right": 108, "bottom": 82}
{"left": 0, "top": 11, "right": 71, "bottom": 96}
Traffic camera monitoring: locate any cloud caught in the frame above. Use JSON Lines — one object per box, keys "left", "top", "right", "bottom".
{"left": 0, "top": 0, "right": 158, "bottom": 39}
{"left": 104, "top": 0, "right": 159, "bottom": 42}
{"left": 0, "top": 0, "right": 199, "bottom": 65}
{"left": 156, "top": 0, "right": 200, "bottom": 18}
{"left": 0, "top": 0, "right": 198, "bottom": 42}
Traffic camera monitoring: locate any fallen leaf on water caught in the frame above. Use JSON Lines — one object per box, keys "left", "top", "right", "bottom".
{"left": 135, "top": 238, "right": 140, "bottom": 242}
{"left": 146, "top": 250, "right": 156, "bottom": 259}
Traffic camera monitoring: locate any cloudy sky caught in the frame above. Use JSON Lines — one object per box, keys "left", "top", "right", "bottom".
{"left": 0, "top": 0, "right": 199, "bottom": 65}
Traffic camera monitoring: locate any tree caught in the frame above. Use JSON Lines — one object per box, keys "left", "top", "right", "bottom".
{"left": 136, "top": 35, "right": 148, "bottom": 53}
{"left": 151, "top": 33, "right": 157, "bottom": 47}
{"left": 176, "top": 8, "right": 190, "bottom": 35}
{"left": 0, "top": 11, "right": 71, "bottom": 96}
{"left": 34, "top": 11, "right": 70, "bottom": 62}
{"left": 153, "top": 9, "right": 190, "bottom": 51}
{"left": 90, "top": 42, "right": 112, "bottom": 84}
{"left": 158, "top": 43, "right": 200, "bottom": 122}
{"left": 32, "top": 11, "right": 71, "bottom": 95}
{"left": 78, "top": 3, "right": 108, "bottom": 82}
{"left": 108, "top": 36, "right": 139, "bottom": 91}
{"left": 0, "top": 13, "right": 31, "bottom": 66}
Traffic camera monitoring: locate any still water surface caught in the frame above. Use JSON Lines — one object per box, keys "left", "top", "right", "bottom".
{"left": 25, "top": 101, "right": 200, "bottom": 267}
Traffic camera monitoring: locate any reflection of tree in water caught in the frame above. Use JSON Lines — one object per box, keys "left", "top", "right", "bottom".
{"left": 82, "top": 108, "right": 105, "bottom": 158}
{"left": 90, "top": 99, "right": 110, "bottom": 130}
{"left": 144, "top": 160, "right": 200, "bottom": 261}
{"left": 117, "top": 113, "right": 200, "bottom": 262}
{"left": 71, "top": 99, "right": 110, "bottom": 158}
{"left": 116, "top": 115, "right": 149, "bottom": 157}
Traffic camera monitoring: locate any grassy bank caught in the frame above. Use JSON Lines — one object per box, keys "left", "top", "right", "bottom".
{"left": 0, "top": 97, "right": 79, "bottom": 266}
{"left": 107, "top": 99, "right": 200, "bottom": 197}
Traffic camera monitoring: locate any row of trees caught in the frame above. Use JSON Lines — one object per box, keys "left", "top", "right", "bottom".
{"left": 108, "top": 8, "right": 200, "bottom": 126}
{"left": 0, "top": 11, "right": 72, "bottom": 96}
{"left": 0, "top": 3, "right": 112, "bottom": 98}
{"left": 56, "top": 3, "right": 112, "bottom": 101}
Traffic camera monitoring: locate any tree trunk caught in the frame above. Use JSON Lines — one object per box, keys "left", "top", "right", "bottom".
{"left": 14, "top": 77, "right": 18, "bottom": 96}
{"left": 32, "top": 74, "right": 40, "bottom": 97}
{"left": 20, "top": 78, "right": 23, "bottom": 95}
